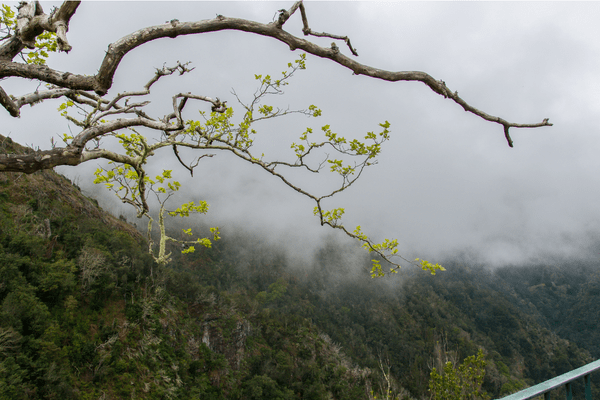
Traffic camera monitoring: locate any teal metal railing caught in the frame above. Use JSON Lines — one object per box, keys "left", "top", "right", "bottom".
{"left": 498, "top": 359, "right": 600, "bottom": 400}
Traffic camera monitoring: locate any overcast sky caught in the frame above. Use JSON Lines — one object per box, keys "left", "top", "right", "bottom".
{"left": 3, "top": 1, "right": 600, "bottom": 268}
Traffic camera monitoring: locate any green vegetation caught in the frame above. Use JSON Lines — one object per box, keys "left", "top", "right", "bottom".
{"left": 0, "top": 3, "right": 586, "bottom": 399}
{"left": 0, "top": 139, "right": 599, "bottom": 399}
{"left": 494, "top": 262, "right": 600, "bottom": 359}
{"left": 429, "top": 349, "right": 488, "bottom": 400}
{"left": 0, "top": 158, "right": 373, "bottom": 399}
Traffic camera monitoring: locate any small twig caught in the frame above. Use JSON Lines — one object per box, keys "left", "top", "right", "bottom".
{"left": 296, "top": 2, "right": 358, "bottom": 56}
{"left": 145, "top": 61, "right": 194, "bottom": 91}
{"left": 173, "top": 93, "right": 227, "bottom": 113}
{"left": 172, "top": 144, "right": 192, "bottom": 176}
{"left": 172, "top": 144, "right": 213, "bottom": 176}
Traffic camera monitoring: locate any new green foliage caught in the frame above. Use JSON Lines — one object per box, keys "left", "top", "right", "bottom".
{"left": 429, "top": 349, "right": 489, "bottom": 400}
{"left": 49, "top": 46, "right": 437, "bottom": 275}
{"left": 93, "top": 163, "right": 219, "bottom": 266}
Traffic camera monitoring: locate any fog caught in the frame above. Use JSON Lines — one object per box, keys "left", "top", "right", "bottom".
{"left": 3, "top": 2, "right": 600, "bottom": 269}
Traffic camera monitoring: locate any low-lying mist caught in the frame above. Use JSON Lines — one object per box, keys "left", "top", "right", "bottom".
{"left": 65, "top": 160, "right": 600, "bottom": 282}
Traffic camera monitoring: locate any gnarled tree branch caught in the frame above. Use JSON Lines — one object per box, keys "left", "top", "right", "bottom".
{"left": 0, "top": 0, "right": 551, "bottom": 147}
{"left": 15, "top": 0, "right": 78, "bottom": 52}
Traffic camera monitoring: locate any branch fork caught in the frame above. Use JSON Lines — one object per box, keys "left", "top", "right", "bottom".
{"left": 13, "top": 0, "right": 78, "bottom": 53}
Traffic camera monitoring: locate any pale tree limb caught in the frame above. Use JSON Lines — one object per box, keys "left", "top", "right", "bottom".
{"left": 0, "top": 116, "right": 178, "bottom": 173}
{"left": 14, "top": 87, "right": 72, "bottom": 109}
{"left": 11, "top": 0, "right": 78, "bottom": 53}
{"left": 0, "top": 1, "right": 551, "bottom": 146}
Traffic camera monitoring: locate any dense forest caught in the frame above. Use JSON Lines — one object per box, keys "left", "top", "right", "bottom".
{"left": 1, "top": 134, "right": 599, "bottom": 399}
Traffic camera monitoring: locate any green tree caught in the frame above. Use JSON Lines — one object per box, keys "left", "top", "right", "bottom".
{"left": 429, "top": 349, "right": 489, "bottom": 400}
{"left": 256, "top": 278, "right": 289, "bottom": 305}
{"left": 1, "top": 285, "right": 50, "bottom": 335}
{"left": 242, "top": 375, "right": 295, "bottom": 400}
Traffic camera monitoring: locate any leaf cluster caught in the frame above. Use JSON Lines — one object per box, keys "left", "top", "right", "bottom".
{"left": 0, "top": 4, "right": 57, "bottom": 65}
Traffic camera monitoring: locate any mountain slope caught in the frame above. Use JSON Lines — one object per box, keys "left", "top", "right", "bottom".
{"left": 0, "top": 134, "right": 597, "bottom": 399}
{"left": 0, "top": 136, "right": 372, "bottom": 399}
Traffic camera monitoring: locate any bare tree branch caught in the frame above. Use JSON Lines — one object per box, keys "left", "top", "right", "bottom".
{"left": 51, "top": 1, "right": 80, "bottom": 52}
{"left": 14, "top": 87, "right": 72, "bottom": 108}
{"left": 2, "top": 0, "right": 79, "bottom": 60}
{"left": 294, "top": 2, "right": 359, "bottom": 56}
{"left": 0, "top": 115, "right": 178, "bottom": 173}
{"left": 175, "top": 93, "right": 227, "bottom": 113}
{"left": 0, "top": 84, "right": 19, "bottom": 117}
{"left": 172, "top": 145, "right": 213, "bottom": 177}
{"left": 0, "top": 1, "right": 552, "bottom": 146}
{"left": 15, "top": 1, "right": 44, "bottom": 49}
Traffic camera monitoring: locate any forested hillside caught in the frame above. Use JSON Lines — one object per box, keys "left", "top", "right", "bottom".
{"left": 0, "top": 136, "right": 372, "bottom": 399}
{"left": 1, "top": 134, "right": 598, "bottom": 399}
{"left": 493, "top": 261, "right": 600, "bottom": 359}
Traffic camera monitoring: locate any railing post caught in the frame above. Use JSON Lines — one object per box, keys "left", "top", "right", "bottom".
{"left": 584, "top": 373, "right": 592, "bottom": 400}
{"left": 565, "top": 381, "right": 572, "bottom": 400}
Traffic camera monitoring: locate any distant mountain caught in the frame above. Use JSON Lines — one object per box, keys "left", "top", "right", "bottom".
{"left": 493, "top": 261, "right": 600, "bottom": 359}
